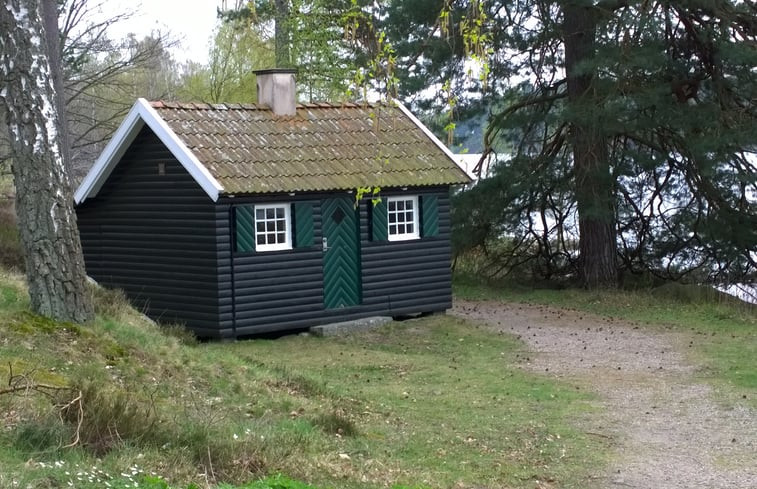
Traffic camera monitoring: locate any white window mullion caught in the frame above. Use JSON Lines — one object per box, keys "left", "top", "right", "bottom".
{"left": 387, "top": 196, "right": 420, "bottom": 241}
{"left": 254, "top": 203, "right": 292, "bottom": 251}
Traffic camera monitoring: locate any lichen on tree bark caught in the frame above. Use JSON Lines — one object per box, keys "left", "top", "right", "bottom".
{"left": 0, "top": 0, "right": 93, "bottom": 323}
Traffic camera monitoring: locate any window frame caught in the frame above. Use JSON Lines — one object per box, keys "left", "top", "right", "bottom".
{"left": 386, "top": 195, "right": 420, "bottom": 241}
{"left": 254, "top": 203, "right": 292, "bottom": 252}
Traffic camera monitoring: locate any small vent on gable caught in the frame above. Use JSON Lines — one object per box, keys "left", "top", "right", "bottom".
{"left": 157, "top": 162, "right": 166, "bottom": 176}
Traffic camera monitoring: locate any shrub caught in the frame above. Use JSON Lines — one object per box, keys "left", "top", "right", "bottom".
{"left": 60, "top": 381, "right": 164, "bottom": 455}
{"left": 90, "top": 283, "right": 133, "bottom": 319}
{"left": 13, "top": 416, "right": 69, "bottom": 453}
{"left": 310, "top": 411, "right": 357, "bottom": 437}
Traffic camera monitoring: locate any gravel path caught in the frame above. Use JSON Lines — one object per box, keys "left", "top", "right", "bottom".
{"left": 452, "top": 300, "right": 757, "bottom": 489}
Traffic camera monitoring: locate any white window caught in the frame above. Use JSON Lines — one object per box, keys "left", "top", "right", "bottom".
{"left": 387, "top": 196, "right": 420, "bottom": 241}
{"left": 255, "top": 204, "right": 292, "bottom": 251}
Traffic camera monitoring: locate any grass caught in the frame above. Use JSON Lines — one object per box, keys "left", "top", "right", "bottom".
{"left": 221, "top": 319, "right": 605, "bottom": 488}
{"left": 0, "top": 269, "right": 608, "bottom": 489}
{"left": 454, "top": 275, "right": 757, "bottom": 407}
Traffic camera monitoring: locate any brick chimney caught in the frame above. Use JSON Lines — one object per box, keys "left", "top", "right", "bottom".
{"left": 254, "top": 68, "right": 297, "bottom": 116}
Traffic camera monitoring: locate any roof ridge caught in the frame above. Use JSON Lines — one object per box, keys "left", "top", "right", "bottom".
{"left": 149, "top": 100, "right": 381, "bottom": 111}
{"left": 149, "top": 100, "right": 268, "bottom": 110}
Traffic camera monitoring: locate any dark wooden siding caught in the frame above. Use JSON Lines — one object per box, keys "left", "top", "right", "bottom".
{"left": 76, "top": 125, "right": 223, "bottom": 337}
{"left": 361, "top": 189, "right": 452, "bottom": 316}
{"left": 216, "top": 204, "right": 233, "bottom": 336}
{"left": 219, "top": 187, "right": 452, "bottom": 336}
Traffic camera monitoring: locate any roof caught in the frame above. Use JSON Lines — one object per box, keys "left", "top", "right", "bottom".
{"left": 75, "top": 98, "right": 471, "bottom": 204}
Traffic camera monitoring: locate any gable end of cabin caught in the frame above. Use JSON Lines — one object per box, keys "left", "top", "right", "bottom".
{"left": 76, "top": 125, "right": 226, "bottom": 337}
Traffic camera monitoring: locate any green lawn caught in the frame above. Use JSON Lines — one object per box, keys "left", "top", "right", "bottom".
{"left": 219, "top": 318, "right": 605, "bottom": 488}
{"left": 0, "top": 270, "right": 607, "bottom": 489}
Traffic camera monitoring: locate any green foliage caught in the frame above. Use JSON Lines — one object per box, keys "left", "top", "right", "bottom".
{"left": 220, "top": 0, "right": 364, "bottom": 102}
{"left": 138, "top": 476, "right": 179, "bottom": 489}
{"left": 177, "top": 21, "right": 273, "bottom": 103}
{"left": 355, "top": 186, "right": 380, "bottom": 206}
{"left": 385, "top": 0, "right": 757, "bottom": 285}
{"left": 228, "top": 474, "right": 320, "bottom": 489}
{"left": 358, "top": 28, "right": 398, "bottom": 102}
{"left": 451, "top": 150, "right": 577, "bottom": 283}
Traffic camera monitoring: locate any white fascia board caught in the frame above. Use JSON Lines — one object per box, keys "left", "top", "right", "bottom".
{"left": 137, "top": 99, "right": 223, "bottom": 201}
{"left": 74, "top": 101, "right": 144, "bottom": 204}
{"left": 395, "top": 101, "right": 473, "bottom": 183}
{"left": 74, "top": 98, "right": 224, "bottom": 204}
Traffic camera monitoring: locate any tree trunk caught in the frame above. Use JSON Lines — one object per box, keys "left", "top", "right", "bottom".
{"left": 562, "top": 2, "right": 618, "bottom": 288}
{"left": 41, "top": 0, "right": 72, "bottom": 175}
{"left": 274, "top": 0, "right": 291, "bottom": 67}
{"left": 0, "top": 0, "right": 94, "bottom": 322}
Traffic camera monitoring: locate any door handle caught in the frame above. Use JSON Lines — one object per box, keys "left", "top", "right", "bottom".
{"left": 322, "top": 237, "right": 328, "bottom": 252}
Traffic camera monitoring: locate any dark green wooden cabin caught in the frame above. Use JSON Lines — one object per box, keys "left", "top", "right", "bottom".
{"left": 74, "top": 70, "right": 471, "bottom": 338}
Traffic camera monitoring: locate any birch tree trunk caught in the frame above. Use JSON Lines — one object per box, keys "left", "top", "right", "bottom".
{"left": 0, "top": 0, "right": 93, "bottom": 322}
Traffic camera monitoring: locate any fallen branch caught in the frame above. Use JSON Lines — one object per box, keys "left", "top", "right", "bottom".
{"left": 3, "top": 362, "right": 82, "bottom": 448}
{"left": 585, "top": 431, "right": 613, "bottom": 439}
{"left": 60, "top": 390, "right": 84, "bottom": 448}
{"left": 1, "top": 362, "right": 72, "bottom": 398}
{"left": 0, "top": 383, "right": 72, "bottom": 396}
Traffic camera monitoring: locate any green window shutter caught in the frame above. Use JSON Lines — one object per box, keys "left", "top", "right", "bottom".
{"left": 293, "top": 202, "right": 315, "bottom": 248}
{"left": 235, "top": 205, "right": 255, "bottom": 252}
{"left": 421, "top": 195, "right": 439, "bottom": 237}
{"left": 371, "top": 199, "right": 388, "bottom": 241}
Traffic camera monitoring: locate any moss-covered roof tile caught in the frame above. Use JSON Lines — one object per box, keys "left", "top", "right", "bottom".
{"left": 152, "top": 101, "right": 470, "bottom": 194}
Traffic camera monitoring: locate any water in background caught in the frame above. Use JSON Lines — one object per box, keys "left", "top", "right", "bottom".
{"left": 718, "top": 283, "right": 757, "bottom": 305}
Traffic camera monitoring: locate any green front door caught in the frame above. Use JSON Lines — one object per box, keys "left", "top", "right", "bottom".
{"left": 322, "top": 197, "right": 361, "bottom": 309}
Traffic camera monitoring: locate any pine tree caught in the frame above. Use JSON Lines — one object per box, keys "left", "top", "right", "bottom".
{"left": 386, "top": 0, "right": 757, "bottom": 287}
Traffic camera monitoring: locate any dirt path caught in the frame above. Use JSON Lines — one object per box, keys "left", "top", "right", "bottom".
{"left": 452, "top": 300, "right": 757, "bottom": 489}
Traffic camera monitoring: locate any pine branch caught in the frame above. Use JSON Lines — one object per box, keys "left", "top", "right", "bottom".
{"left": 476, "top": 84, "right": 567, "bottom": 176}
{"left": 595, "top": 0, "right": 630, "bottom": 13}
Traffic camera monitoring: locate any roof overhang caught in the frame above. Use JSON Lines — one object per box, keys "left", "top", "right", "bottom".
{"left": 395, "top": 102, "right": 473, "bottom": 185}
{"left": 74, "top": 98, "right": 224, "bottom": 204}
